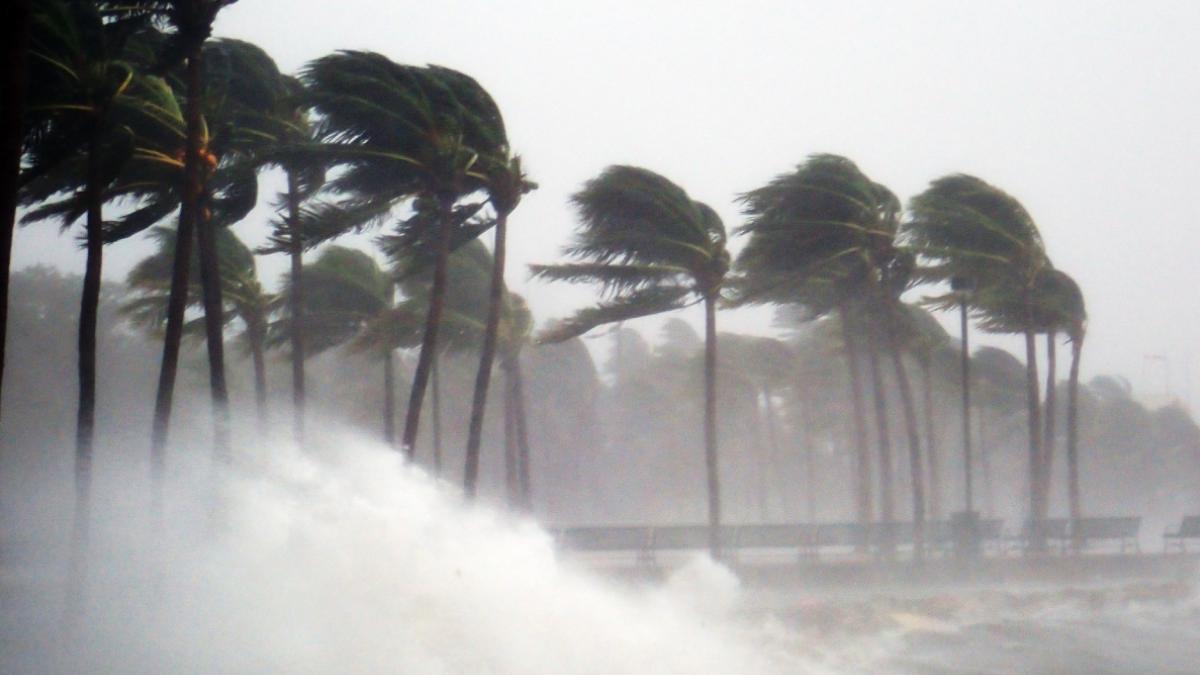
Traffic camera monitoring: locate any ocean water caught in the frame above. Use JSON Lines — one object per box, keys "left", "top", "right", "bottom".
{"left": 2, "top": 435, "right": 1197, "bottom": 674}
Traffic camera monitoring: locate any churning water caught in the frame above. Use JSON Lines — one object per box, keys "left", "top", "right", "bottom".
{"left": 2, "top": 434, "right": 1198, "bottom": 674}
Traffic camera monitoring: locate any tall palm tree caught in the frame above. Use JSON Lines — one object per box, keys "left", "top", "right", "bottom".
{"left": 275, "top": 246, "right": 401, "bottom": 442}
{"left": 0, "top": 0, "right": 33, "bottom": 419}
{"left": 531, "top": 165, "right": 730, "bottom": 558}
{"left": 907, "top": 175, "right": 1050, "bottom": 545}
{"left": 301, "top": 52, "right": 509, "bottom": 459}
{"left": 737, "top": 155, "right": 927, "bottom": 556}
{"left": 124, "top": 226, "right": 273, "bottom": 429}
{"left": 463, "top": 155, "right": 534, "bottom": 498}
{"left": 1056, "top": 273, "right": 1087, "bottom": 549}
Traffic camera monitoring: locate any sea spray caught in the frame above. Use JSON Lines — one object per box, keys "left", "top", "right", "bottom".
{"left": 3, "top": 434, "right": 821, "bottom": 674}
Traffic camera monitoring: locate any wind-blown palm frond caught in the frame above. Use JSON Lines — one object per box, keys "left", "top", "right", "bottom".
{"left": 535, "top": 285, "right": 692, "bottom": 344}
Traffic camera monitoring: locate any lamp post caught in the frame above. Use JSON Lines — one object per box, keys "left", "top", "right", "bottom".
{"left": 950, "top": 275, "right": 978, "bottom": 558}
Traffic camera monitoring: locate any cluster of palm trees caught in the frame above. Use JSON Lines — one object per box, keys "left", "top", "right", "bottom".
{"left": 2, "top": 2, "right": 1089, "bottom": 563}
{"left": 534, "top": 156, "right": 1085, "bottom": 558}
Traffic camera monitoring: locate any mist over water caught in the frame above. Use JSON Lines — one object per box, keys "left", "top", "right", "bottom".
{"left": 1, "top": 434, "right": 828, "bottom": 674}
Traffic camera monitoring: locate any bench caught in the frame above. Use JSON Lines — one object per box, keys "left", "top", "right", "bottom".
{"left": 1072, "top": 516, "right": 1141, "bottom": 553}
{"left": 1006, "top": 518, "right": 1070, "bottom": 554}
{"left": 927, "top": 518, "right": 1004, "bottom": 554}
{"left": 1164, "top": 516, "right": 1200, "bottom": 553}
{"left": 553, "top": 525, "right": 655, "bottom": 563}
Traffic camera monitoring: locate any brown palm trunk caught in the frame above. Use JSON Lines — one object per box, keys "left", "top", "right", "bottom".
{"left": 401, "top": 193, "right": 454, "bottom": 458}
{"left": 195, "top": 193, "right": 231, "bottom": 463}
{"left": 512, "top": 353, "right": 532, "bottom": 510}
{"left": 838, "top": 307, "right": 874, "bottom": 527}
{"left": 464, "top": 208, "right": 509, "bottom": 496}
{"left": 150, "top": 48, "right": 204, "bottom": 493}
{"left": 249, "top": 319, "right": 267, "bottom": 434}
{"left": 884, "top": 317, "right": 925, "bottom": 560}
{"left": 703, "top": 294, "right": 721, "bottom": 559}
{"left": 431, "top": 354, "right": 442, "bottom": 475}
{"left": 68, "top": 137, "right": 104, "bottom": 612}
{"left": 0, "top": 0, "right": 30, "bottom": 423}
{"left": 1066, "top": 331, "right": 1084, "bottom": 552}
{"left": 1038, "top": 331, "right": 1057, "bottom": 520}
{"left": 921, "top": 355, "right": 942, "bottom": 521}
{"left": 382, "top": 348, "right": 395, "bottom": 445}
{"left": 286, "top": 171, "right": 305, "bottom": 442}
{"left": 1023, "top": 322, "right": 1044, "bottom": 550}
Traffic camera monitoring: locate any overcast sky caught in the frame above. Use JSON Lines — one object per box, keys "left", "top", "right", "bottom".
{"left": 14, "top": 0, "right": 1200, "bottom": 406}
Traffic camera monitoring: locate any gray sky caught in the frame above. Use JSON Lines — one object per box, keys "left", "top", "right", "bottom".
{"left": 14, "top": 0, "right": 1200, "bottom": 405}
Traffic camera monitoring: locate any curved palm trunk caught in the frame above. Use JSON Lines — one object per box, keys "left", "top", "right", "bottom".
{"left": 921, "top": 355, "right": 943, "bottom": 521}
{"left": 150, "top": 48, "right": 204, "bottom": 496}
{"left": 401, "top": 194, "right": 454, "bottom": 458}
{"left": 196, "top": 197, "right": 231, "bottom": 463}
{"left": 512, "top": 353, "right": 532, "bottom": 511}
{"left": 868, "top": 338, "right": 897, "bottom": 554}
{"left": 0, "top": 0, "right": 30, "bottom": 423}
{"left": 959, "top": 298, "right": 974, "bottom": 514}
{"left": 1023, "top": 323, "right": 1045, "bottom": 550}
{"left": 431, "top": 354, "right": 442, "bottom": 476}
{"left": 249, "top": 319, "right": 267, "bottom": 435}
{"left": 68, "top": 138, "right": 105, "bottom": 614}
{"left": 838, "top": 307, "right": 873, "bottom": 528}
{"left": 1037, "top": 331, "right": 1057, "bottom": 521}
{"left": 884, "top": 318, "right": 926, "bottom": 560}
{"left": 1066, "top": 332, "right": 1084, "bottom": 552}
{"left": 286, "top": 171, "right": 305, "bottom": 442}
{"left": 464, "top": 209, "right": 509, "bottom": 497}
{"left": 703, "top": 295, "right": 722, "bottom": 559}
{"left": 382, "top": 349, "right": 395, "bottom": 445}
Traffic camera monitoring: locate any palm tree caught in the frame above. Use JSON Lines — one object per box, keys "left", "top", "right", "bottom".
{"left": 276, "top": 246, "right": 400, "bottom": 442}
{"left": 301, "top": 52, "right": 509, "bottom": 459}
{"left": 0, "top": 0, "right": 33, "bottom": 419}
{"left": 907, "top": 175, "right": 1050, "bottom": 546}
{"left": 259, "top": 74, "right": 325, "bottom": 442}
{"left": 531, "top": 165, "right": 730, "bottom": 558}
{"left": 737, "top": 155, "right": 927, "bottom": 556}
{"left": 1056, "top": 273, "right": 1087, "bottom": 549}
{"left": 463, "top": 154, "right": 534, "bottom": 499}
{"left": 124, "top": 226, "right": 273, "bottom": 430}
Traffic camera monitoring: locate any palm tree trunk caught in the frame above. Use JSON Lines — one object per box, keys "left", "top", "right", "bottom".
{"left": 431, "top": 353, "right": 442, "bottom": 476}
{"left": 512, "top": 353, "right": 533, "bottom": 510}
{"left": 401, "top": 193, "right": 454, "bottom": 458}
{"left": 286, "top": 170, "right": 305, "bottom": 442}
{"left": 150, "top": 48, "right": 204, "bottom": 495}
{"left": 0, "top": 0, "right": 30, "bottom": 424}
{"left": 68, "top": 137, "right": 104, "bottom": 614}
{"left": 703, "top": 294, "right": 722, "bottom": 559}
{"left": 959, "top": 297, "right": 974, "bottom": 514}
{"left": 884, "top": 323, "right": 925, "bottom": 561}
{"left": 464, "top": 208, "right": 509, "bottom": 497}
{"left": 1038, "top": 331, "right": 1057, "bottom": 521}
{"left": 1023, "top": 322, "right": 1045, "bottom": 550}
{"left": 866, "top": 342, "right": 895, "bottom": 526}
{"left": 249, "top": 321, "right": 267, "bottom": 435}
{"left": 838, "top": 306, "right": 873, "bottom": 527}
{"left": 921, "top": 355, "right": 943, "bottom": 521}
{"left": 382, "top": 349, "right": 395, "bottom": 445}
{"left": 195, "top": 194, "right": 231, "bottom": 463}
{"left": 503, "top": 361, "right": 518, "bottom": 504}
{"left": 1066, "top": 331, "right": 1084, "bottom": 552}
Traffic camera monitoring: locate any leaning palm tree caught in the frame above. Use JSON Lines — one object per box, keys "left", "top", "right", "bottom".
{"left": 1056, "top": 273, "right": 1087, "bottom": 550}
{"left": 124, "top": 226, "right": 273, "bottom": 429}
{"left": 301, "top": 52, "right": 509, "bottom": 459}
{"left": 737, "top": 155, "right": 928, "bottom": 557}
{"left": 0, "top": 0, "right": 33, "bottom": 418}
{"left": 907, "top": 174, "right": 1050, "bottom": 546}
{"left": 274, "top": 246, "right": 401, "bottom": 442}
{"left": 531, "top": 165, "right": 730, "bottom": 558}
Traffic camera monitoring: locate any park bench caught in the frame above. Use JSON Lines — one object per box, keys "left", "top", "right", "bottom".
{"left": 927, "top": 518, "right": 1004, "bottom": 555}
{"left": 1006, "top": 518, "right": 1070, "bottom": 554}
{"left": 554, "top": 525, "right": 655, "bottom": 563}
{"left": 1163, "top": 516, "right": 1200, "bottom": 553}
{"left": 1071, "top": 516, "right": 1141, "bottom": 553}
{"left": 730, "top": 523, "right": 818, "bottom": 559}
